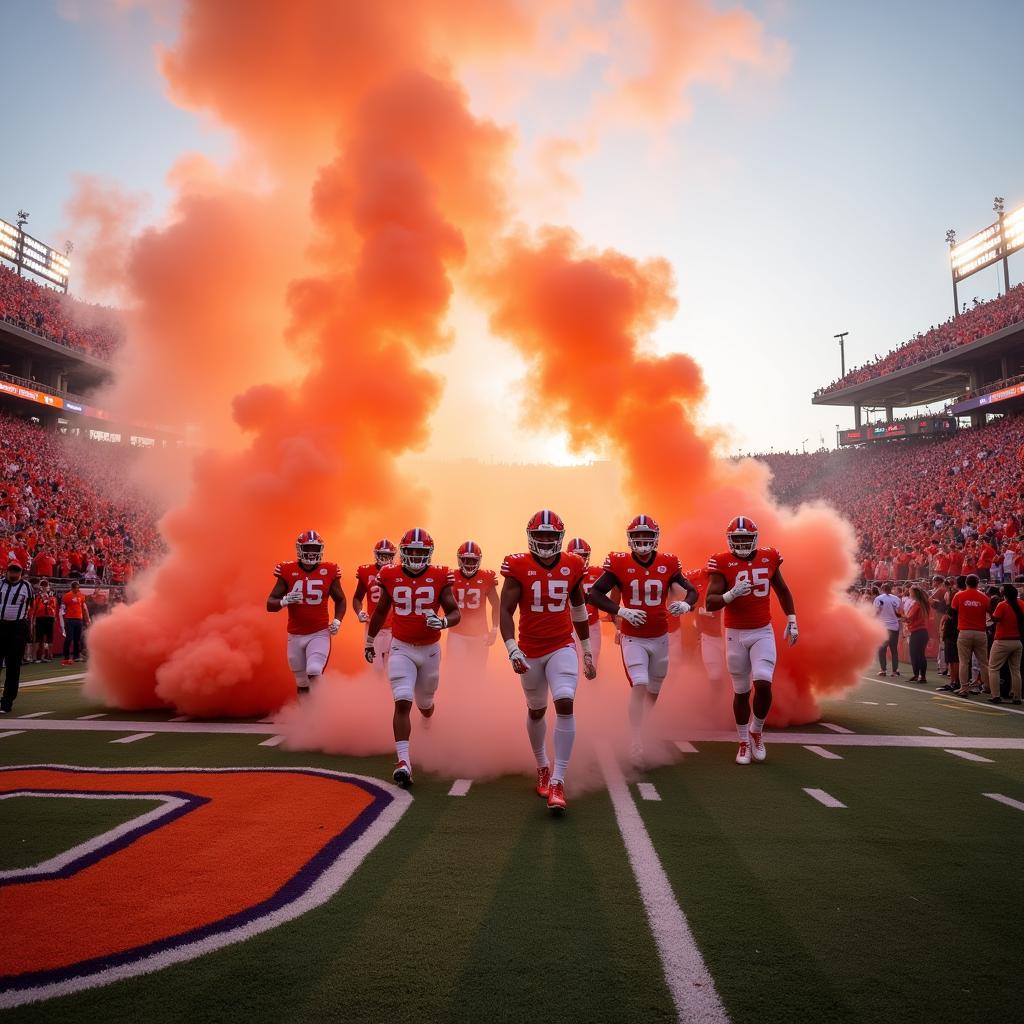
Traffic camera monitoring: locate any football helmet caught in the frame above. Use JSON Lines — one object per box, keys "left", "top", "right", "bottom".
{"left": 296, "top": 530, "right": 324, "bottom": 569}
{"left": 526, "top": 510, "right": 565, "bottom": 560}
{"left": 457, "top": 540, "right": 482, "bottom": 575}
{"left": 399, "top": 528, "right": 434, "bottom": 573}
{"left": 726, "top": 516, "right": 759, "bottom": 559}
{"left": 627, "top": 514, "right": 659, "bottom": 558}
{"left": 567, "top": 537, "right": 591, "bottom": 568}
{"left": 373, "top": 538, "right": 397, "bottom": 569}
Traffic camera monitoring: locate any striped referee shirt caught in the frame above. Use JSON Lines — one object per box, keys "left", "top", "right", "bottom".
{"left": 0, "top": 579, "right": 32, "bottom": 622}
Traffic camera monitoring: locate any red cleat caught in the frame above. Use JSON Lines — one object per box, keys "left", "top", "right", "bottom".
{"left": 547, "top": 780, "right": 566, "bottom": 812}
{"left": 535, "top": 766, "right": 551, "bottom": 798}
{"left": 61, "top": 659, "right": 74, "bottom": 666}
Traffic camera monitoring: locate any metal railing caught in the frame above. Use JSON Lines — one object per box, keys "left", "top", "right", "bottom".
{"left": 0, "top": 313, "right": 115, "bottom": 364}
{"left": 0, "top": 367, "right": 91, "bottom": 405}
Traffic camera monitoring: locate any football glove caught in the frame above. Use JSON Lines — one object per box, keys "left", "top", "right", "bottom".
{"left": 668, "top": 601, "right": 692, "bottom": 616}
{"left": 425, "top": 613, "right": 447, "bottom": 630}
{"left": 617, "top": 608, "right": 647, "bottom": 627}
{"left": 363, "top": 639, "right": 376, "bottom": 664}
{"left": 784, "top": 615, "right": 799, "bottom": 646}
{"left": 357, "top": 609, "right": 370, "bottom": 624}
{"left": 582, "top": 652, "right": 597, "bottom": 680}
{"left": 505, "top": 640, "right": 530, "bottom": 674}
{"left": 328, "top": 618, "right": 341, "bottom": 636}
{"left": 723, "top": 578, "right": 752, "bottom": 603}
{"left": 280, "top": 589, "right": 303, "bottom": 606}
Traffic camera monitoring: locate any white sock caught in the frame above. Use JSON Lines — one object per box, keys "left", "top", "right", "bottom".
{"left": 526, "top": 713, "right": 549, "bottom": 768}
{"left": 552, "top": 714, "right": 576, "bottom": 784}
{"left": 628, "top": 685, "right": 647, "bottom": 743}
{"left": 751, "top": 715, "right": 766, "bottom": 734}
{"left": 737, "top": 721, "right": 750, "bottom": 742}
{"left": 396, "top": 740, "right": 410, "bottom": 767}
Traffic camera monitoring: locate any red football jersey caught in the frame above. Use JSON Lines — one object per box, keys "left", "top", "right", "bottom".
{"left": 500, "top": 551, "right": 586, "bottom": 658}
{"left": 581, "top": 565, "right": 603, "bottom": 626}
{"left": 449, "top": 569, "right": 497, "bottom": 636}
{"left": 355, "top": 563, "right": 394, "bottom": 628}
{"left": 376, "top": 563, "right": 454, "bottom": 646}
{"left": 706, "top": 547, "right": 783, "bottom": 630}
{"left": 601, "top": 550, "right": 682, "bottom": 638}
{"left": 274, "top": 560, "right": 341, "bottom": 636}
{"left": 687, "top": 566, "right": 722, "bottom": 637}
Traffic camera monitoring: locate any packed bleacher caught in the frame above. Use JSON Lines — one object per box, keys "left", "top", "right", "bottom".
{"left": 814, "top": 283, "right": 1024, "bottom": 396}
{"left": 0, "top": 264, "right": 122, "bottom": 360}
{"left": 758, "top": 414, "right": 1024, "bottom": 581}
{"left": 0, "top": 413, "right": 161, "bottom": 584}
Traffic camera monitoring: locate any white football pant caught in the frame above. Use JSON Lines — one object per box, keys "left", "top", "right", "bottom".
{"left": 287, "top": 629, "right": 331, "bottom": 690}
{"left": 725, "top": 625, "right": 777, "bottom": 694}
{"left": 520, "top": 644, "right": 579, "bottom": 710}
{"left": 620, "top": 633, "right": 669, "bottom": 695}
{"left": 388, "top": 638, "right": 441, "bottom": 711}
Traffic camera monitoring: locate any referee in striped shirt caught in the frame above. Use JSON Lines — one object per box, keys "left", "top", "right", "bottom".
{"left": 1, "top": 560, "right": 33, "bottom": 714}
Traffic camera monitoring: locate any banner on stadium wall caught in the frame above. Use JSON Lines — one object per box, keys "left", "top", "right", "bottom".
{"left": 950, "top": 380, "right": 1024, "bottom": 415}
{"left": 838, "top": 416, "right": 955, "bottom": 446}
{"left": 0, "top": 380, "right": 109, "bottom": 420}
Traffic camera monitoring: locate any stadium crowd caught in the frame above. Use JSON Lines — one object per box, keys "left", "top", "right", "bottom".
{"left": 0, "top": 265, "right": 122, "bottom": 360}
{"left": 814, "top": 283, "right": 1024, "bottom": 396}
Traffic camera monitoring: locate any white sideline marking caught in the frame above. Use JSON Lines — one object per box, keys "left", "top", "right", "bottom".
{"left": 920, "top": 727, "right": 955, "bottom": 736}
{"left": 858, "top": 701, "right": 879, "bottom": 705}
{"left": 636, "top": 783, "right": 661, "bottom": 801}
{"left": 820, "top": 722, "right": 854, "bottom": 734}
{"left": 259, "top": 735, "right": 286, "bottom": 748}
{"left": 674, "top": 741, "right": 698, "bottom": 754}
{"left": 885, "top": 703, "right": 899, "bottom": 706}
{"left": 983, "top": 793, "right": 1024, "bottom": 813}
{"left": 111, "top": 732, "right": 154, "bottom": 745}
{"left": 0, "top": 731, "right": 25, "bottom": 740}
{"left": 18, "top": 711, "right": 53, "bottom": 719}
{"left": 76, "top": 713, "right": 106, "bottom": 720}
{"left": 21, "top": 672, "right": 86, "bottom": 687}
{"left": 803, "top": 788, "right": 846, "bottom": 808}
{"left": 861, "top": 675, "right": 1024, "bottom": 717}
{"left": 945, "top": 749, "right": 993, "bottom": 763}
{"left": 599, "top": 749, "right": 729, "bottom": 1024}
{"left": 448, "top": 779, "right": 473, "bottom": 797}
{"left": 804, "top": 745, "right": 843, "bottom": 760}
{"left": 169, "top": 715, "right": 190, "bottom": 723}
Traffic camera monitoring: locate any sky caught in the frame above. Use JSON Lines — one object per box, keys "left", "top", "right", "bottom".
{"left": 2, "top": 0, "right": 1023, "bottom": 459}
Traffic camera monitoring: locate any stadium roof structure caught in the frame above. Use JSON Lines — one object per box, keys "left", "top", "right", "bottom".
{"left": 812, "top": 318, "right": 1024, "bottom": 411}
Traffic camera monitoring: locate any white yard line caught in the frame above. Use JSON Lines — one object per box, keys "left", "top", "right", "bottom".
{"left": 983, "top": 793, "right": 1024, "bottom": 812}
{"left": 944, "top": 750, "right": 993, "bottom": 763}
{"left": 169, "top": 715, "right": 190, "bottom": 723}
{"left": 674, "top": 741, "right": 699, "bottom": 754}
{"left": 0, "top": 731, "right": 25, "bottom": 740}
{"left": 20, "top": 672, "right": 86, "bottom": 687}
{"left": 636, "top": 782, "right": 661, "bottom": 801}
{"left": 804, "top": 745, "right": 843, "bottom": 760}
{"left": 860, "top": 675, "right": 1024, "bottom": 717}
{"left": 599, "top": 749, "right": 729, "bottom": 1024}
{"left": 448, "top": 779, "right": 473, "bottom": 797}
{"left": 920, "top": 727, "right": 955, "bottom": 736}
{"left": 819, "top": 722, "right": 855, "bottom": 734}
{"left": 258, "top": 735, "right": 287, "bottom": 748}
{"left": 76, "top": 713, "right": 106, "bottom": 720}
{"left": 858, "top": 701, "right": 879, "bottom": 705}
{"left": 17, "top": 711, "right": 53, "bottom": 719}
{"left": 110, "top": 732, "right": 155, "bottom": 745}
{"left": 803, "top": 788, "right": 846, "bottom": 808}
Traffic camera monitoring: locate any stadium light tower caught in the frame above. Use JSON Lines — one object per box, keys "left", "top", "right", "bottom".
{"left": 945, "top": 229, "right": 958, "bottom": 316}
{"left": 833, "top": 332, "right": 849, "bottom": 377}
{"left": 15, "top": 209, "right": 28, "bottom": 277}
{"left": 994, "top": 196, "right": 1011, "bottom": 295}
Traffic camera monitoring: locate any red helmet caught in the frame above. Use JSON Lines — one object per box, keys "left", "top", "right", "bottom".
{"left": 627, "top": 514, "right": 659, "bottom": 557}
{"left": 457, "top": 540, "right": 482, "bottom": 575}
{"left": 726, "top": 516, "right": 759, "bottom": 558}
{"left": 566, "top": 537, "right": 591, "bottom": 568}
{"left": 373, "top": 538, "right": 397, "bottom": 569}
{"left": 399, "top": 528, "right": 434, "bottom": 573}
{"left": 526, "top": 510, "right": 564, "bottom": 560}
{"left": 296, "top": 530, "right": 324, "bottom": 569}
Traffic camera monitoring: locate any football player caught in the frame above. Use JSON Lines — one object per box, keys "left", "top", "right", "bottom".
{"left": 267, "top": 530, "right": 346, "bottom": 697}
{"left": 568, "top": 537, "right": 605, "bottom": 667}
{"left": 447, "top": 541, "right": 499, "bottom": 678}
{"left": 686, "top": 566, "right": 726, "bottom": 686}
{"left": 365, "top": 529, "right": 460, "bottom": 786}
{"left": 353, "top": 538, "right": 397, "bottom": 671}
{"left": 586, "top": 515, "right": 698, "bottom": 765}
{"left": 500, "top": 510, "right": 596, "bottom": 813}
{"left": 705, "top": 516, "right": 798, "bottom": 766}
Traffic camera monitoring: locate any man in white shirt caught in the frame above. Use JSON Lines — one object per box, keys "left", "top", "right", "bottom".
{"left": 873, "top": 582, "right": 903, "bottom": 678}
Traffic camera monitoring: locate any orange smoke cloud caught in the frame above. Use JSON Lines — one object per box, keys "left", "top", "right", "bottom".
{"left": 482, "top": 230, "right": 882, "bottom": 725}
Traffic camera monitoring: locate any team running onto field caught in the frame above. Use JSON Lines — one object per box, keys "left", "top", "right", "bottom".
{"left": 268, "top": 512, "right": 798, "bottom": 809}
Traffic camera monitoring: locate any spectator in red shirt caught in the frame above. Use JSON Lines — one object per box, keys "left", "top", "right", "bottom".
{"left": 951, "top": 575, "right": 991, "bottom": 697}
{"left": 904, "top": 585, "right": 932, "bottom": 683}
{"left": 987, "top": 584, "right": 1023, "bottom": 704}
{"left": 30, "top": 548, "right": 55, "bottom": 577}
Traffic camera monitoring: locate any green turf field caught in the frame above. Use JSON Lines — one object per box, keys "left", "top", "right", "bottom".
{"left": 1, "top": 663, "right": 1022, "bottom": 1024}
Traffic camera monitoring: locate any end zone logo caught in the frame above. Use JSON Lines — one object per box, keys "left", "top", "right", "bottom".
{"left": 0, "top": 765, "right": 410, "bottom": 1008}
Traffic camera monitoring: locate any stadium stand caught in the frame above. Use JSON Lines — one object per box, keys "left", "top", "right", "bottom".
{"left": 0, "top": 264, "right": 122, "bottom": 360}
{"left": 815, "top": 283, "right": 1024, "bottom": 397}
{"left": 0, "top": 412, "right": 160, "bottom": 584}
{"left": 758, "top": 414, "right": 1024, "bottom": 581}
